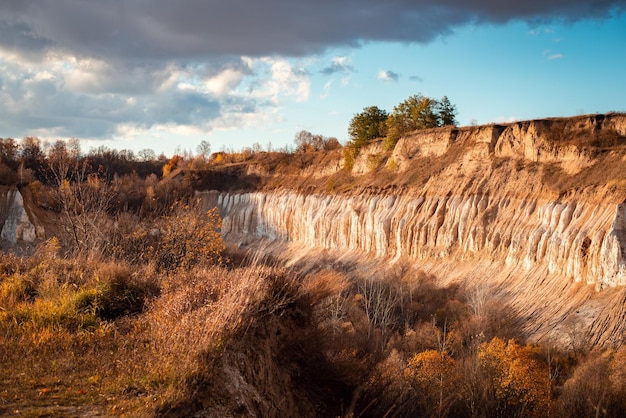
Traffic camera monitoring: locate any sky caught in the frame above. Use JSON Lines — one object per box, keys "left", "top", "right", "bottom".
{"left": 0, "top": 1, "right": 625, "bottom": 157}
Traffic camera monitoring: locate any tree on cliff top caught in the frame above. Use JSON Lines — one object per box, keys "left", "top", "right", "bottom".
{"left": 438, "top": 96, "right": 458, "bottom": 127}
{"left": 294, "top": 130, "right": 341, "bottom": 152}
{"left": 347, "top": 106, "right": 389, "bottom": 150}
{"left": 384, "top": 94, "right": 458, "bottom": 150}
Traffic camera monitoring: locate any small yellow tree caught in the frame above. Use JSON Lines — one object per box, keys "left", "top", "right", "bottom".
{"left": 405, "top": 349, "right": 459, "bottom": 417}
{"left": 478, "top": 337, "right": 550, "bottom": 417}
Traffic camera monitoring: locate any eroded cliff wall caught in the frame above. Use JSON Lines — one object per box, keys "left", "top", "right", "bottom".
{"left": 206, "top": 190, "right": 626, "bottom": 289}
{"left": 0, "top": 187, "right": 45, "bottom": 245}
{"left": 199, "top": 113, "right": 626, "bottom": 346}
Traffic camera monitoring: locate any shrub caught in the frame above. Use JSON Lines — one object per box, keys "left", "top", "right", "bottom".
{"left": 0, "top": 273, "right": 36, "bottom": 309}
{"left": 110, "top": 201, "right": 225, "bottom": 272}
{"left": 367, "top": 154, "right": 382, "bottom": 172}
{"left": 343, "top": 146, "right": 356, "bottom": 171}
{"left": 155, "top": 204, "right": 225, "bottom": 272}
{"left": 87, "top": 264, "right": 157, "bottom": 321}
{"left": 4, "top": 288, "right": 100, "bottom": 332}
{"left": 386, "top": 158, "right": 398, "bottom": 172}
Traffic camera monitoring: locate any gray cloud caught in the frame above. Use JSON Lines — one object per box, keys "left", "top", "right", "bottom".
{"left": 0, "top": 20, "right": 50, "bottom": 52}
{"left": 0, "top": 0, "right": 623, "bottom": 142}
{"left": 0, "top": 1, "right": 623, "bottom": 61}
{"left": 0, "top": 60, "right": 228, "bottom": 139}
{"left": 321, "top": 60, "right": 354, "bottom": 75}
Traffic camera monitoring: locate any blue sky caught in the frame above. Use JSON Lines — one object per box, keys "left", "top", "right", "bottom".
{"left": 0, "top": 1, "right": 624, "bottom": 156}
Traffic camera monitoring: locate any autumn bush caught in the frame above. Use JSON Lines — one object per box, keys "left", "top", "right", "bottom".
{"left": 110, "top": 200, "right": 225, "bottom": 272}
{"left": 299, "top": 266, "right": 572, "bottom": 417}
{"left": 558, "top": 348, "right": 626, "bottom": 417}
{"left": 0, "top": 193, "right": 227, "bottom": 415}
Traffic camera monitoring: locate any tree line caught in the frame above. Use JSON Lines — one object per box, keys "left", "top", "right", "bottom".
{"left": 348, "top": 93, "right": 458, "bottom": 152}
{"left": 291, "top": 93, "right": 457, "bottom": 156}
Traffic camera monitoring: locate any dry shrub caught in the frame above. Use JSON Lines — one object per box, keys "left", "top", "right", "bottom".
{"left": 0, "top": 253, "right": 132, "bottom": 413}
{"left": 0, "top": 163, "right": 17, "bottom": 185}
{"left": 147, "top": 264, "right": 328, "bottom": 417}
{"left": 559, "top": 348, "right": 626, "bottom": 418}
{"left": 84, "top": 263, "right": 158, "bottom": 321}
{"left": 145, "top": 265, "right": 297, "bottom": 386}
{"left": 111, "top": 201, "right": 225, "bottom": 272}
{"left": 363, "top": 349, "right": 413, "bottom": 417}
{"left": 0, "top": 272, "right": 36, "bottom": 309}
{"left": 0, "top": 255, "right": 156, "bottom": 335}
{"left": 302, "top": 270, "right": 351, "bottom": 311}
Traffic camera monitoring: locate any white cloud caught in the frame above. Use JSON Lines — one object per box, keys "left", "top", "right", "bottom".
{"left": 493, "top": 116, "right": 519, "bottom": 123}
{"left": 203, "top": 67, "right": 246, "bottom": 97}
{"left": 332, "top": 56, "right": 350, "bottom": 66}
{"left": 548, "top": 53, "right": 563, "bottom": 60}
{"left": 0, "top": 47, "right": 316, "bottom": 144}
{"left": 321, "top": 80, "right": 333, "bottom": 99}
{"left": 377, "top": 70, "right": 399, "bottom": 82}
{"left": 244, "top": 57, "right": 310, "bottom": 104}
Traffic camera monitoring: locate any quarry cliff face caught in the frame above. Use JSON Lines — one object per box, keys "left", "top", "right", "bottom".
{"left": 207, "top": 190, "right": 626, "bottom": 289}
{"left": 0, "top": 188, "right": 44, "bottom": 245}
{"left": 200, "top": 113, "right": 626, "bottom": 346}
{"left": 203, "top": 113, "right": 626, "bottom": 289}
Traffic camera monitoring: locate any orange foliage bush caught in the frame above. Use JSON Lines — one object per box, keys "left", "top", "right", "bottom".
{"left": 478, "top": 337, "right": 550, "bottom": 416}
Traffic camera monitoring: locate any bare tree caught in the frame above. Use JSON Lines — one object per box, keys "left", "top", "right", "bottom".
{"left": 138, "top": 148, "right": 156, "bottom": 161}
{"left": 357, "top": 276, "right": 400, "bottom": 351}
{"left": 50, "top": 157, "right": 116, "bottom": 257}
{"left": 196, "top": 140, "right": 212, "bottom": 159}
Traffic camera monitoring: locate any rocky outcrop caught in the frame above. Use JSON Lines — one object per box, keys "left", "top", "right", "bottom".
{"left": 0, "top": 189, "right": 45, "bottom": 244}
{"left": 391, "top": 113, "right": 626, "bottom": 174}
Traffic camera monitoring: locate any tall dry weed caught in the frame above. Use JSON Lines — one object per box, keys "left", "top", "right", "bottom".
{"left": 145, "top": 264, "right": 298, "bottom": 387}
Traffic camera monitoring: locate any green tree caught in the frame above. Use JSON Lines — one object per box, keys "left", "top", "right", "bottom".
{"left": 384, "top": 94, "right": 440, "bottom": 149}
{"left": 348, "top": 106, "right": 388, "bottom": 149}
{"left": 438, "top": 96, "right": 458, "bottom": 126}
{"left": 384, "top": 94, "right": 458, "bottom": 150}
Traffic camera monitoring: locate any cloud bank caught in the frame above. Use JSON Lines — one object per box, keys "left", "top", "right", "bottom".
{"left": 1, "top": 0, "right": 622, "bottom": 60}
{"left": 0, "top": 0, "right": 623, "bottom": 144}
